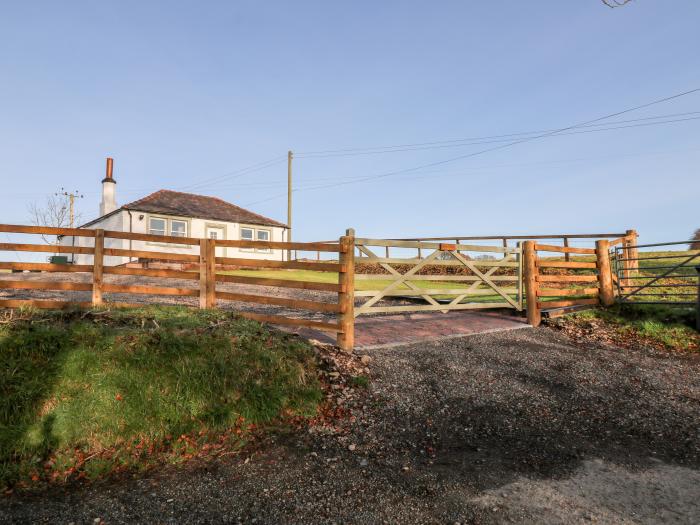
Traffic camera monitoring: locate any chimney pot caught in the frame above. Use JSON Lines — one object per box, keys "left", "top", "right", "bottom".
{"left": 100, "top": 157, "right": 117, "bottom": 216}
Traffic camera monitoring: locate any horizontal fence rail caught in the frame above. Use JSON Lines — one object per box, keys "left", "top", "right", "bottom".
{"left": 0, "top": 224, "right": 356, "bottom": 350}
{"left": 392, "top": 231, "right": 637, "bottom": 263}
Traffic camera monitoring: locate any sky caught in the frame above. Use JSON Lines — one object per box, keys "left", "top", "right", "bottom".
{"left": 1, "top": 1, "right": 699, "bottom": 246}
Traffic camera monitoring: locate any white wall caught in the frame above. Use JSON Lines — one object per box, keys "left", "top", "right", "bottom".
{"left": 59, "top": 210, "right": 288, "bottom": 266}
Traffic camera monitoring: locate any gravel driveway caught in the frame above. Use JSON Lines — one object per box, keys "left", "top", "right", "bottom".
{"left": 2, "top": 328, "right": 698, "bottom": 524}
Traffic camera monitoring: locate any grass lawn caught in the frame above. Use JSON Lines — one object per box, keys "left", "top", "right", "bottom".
{"left": 0, "top": 306, "right": 322, "bottom": 489}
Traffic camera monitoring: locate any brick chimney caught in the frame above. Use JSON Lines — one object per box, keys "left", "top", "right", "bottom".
{"left": 100, "top": 157, "right": 117, "bottom": 216}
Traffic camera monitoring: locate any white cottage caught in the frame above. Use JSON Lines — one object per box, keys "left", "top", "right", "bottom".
{"left": 60, "top": 159, "right": 289, "bottom": 266}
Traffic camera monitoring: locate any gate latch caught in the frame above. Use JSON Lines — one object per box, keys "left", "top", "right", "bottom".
{"left": 439, "top": 243, "right": 457, "bottom": 251}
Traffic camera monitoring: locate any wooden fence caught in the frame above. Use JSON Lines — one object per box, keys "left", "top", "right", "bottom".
{"left": 523, "top": 233, "right": 635, "bottom": 326}
{"left": 0, "top": 224, "right": 641, "bottom": 348}
{"left": 0, "top": 224, "right": 355, "bottom": 350}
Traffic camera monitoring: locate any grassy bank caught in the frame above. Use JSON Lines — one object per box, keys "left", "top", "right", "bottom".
{"left": 0, "top": 306, "right": 323, "bottom": 489}
{"left": 550, "top": 304, "right": 699, "bottom": 353}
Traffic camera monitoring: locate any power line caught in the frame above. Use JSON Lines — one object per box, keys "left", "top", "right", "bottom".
{"left": 296, "top": 111, "right": 700, "bottom": 158}
{"left": 245, "top": 86, "right": 700, "bottom": 205}
{"left": 246, "top": 116, "right": 700, "bottom": 205}
{"left": 177, "top": 155, "right": 286, "bottom": 192}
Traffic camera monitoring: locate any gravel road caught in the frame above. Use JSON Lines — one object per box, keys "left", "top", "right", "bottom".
{"left": 2, "top": 327, "right": 698, "bottom": 524}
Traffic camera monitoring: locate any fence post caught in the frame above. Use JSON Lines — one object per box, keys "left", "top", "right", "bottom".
{"left": 563, "top": 237, "right": 570, "bottom": 262}
{"left": 206, "top": 238, "right": 217, "bottom": 308}
{"left": 337, "top": 228, "right": 355, "bottom": 351}
{"left": 620, "top": 235, "right": 631, "bottom": 290}
{"left": 199, "top": 239, "right": 208, "bottom": 309}
{"left": 596, "top": 239, "right": 615, "bottom": 307}
{"left": 626, "top": 229, "right": 639, "bottom": 273}
{"left": 695, "top": 265, "right": 700, "bottom": 332}
{"left": 523, "top": 240, "right": 540, "bottom": 327}
{"left": 92, "top": 229, "right": 104, "bottom": 306}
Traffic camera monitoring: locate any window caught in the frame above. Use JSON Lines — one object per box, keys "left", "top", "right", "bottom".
{"left": 241, "top": 228, "right": 254, "bottom": 241}
{"left": 240, "top": 227, "right": 271, "bottom": 253}
{"left": 209, "top": 231, "right": 218, "bottom": 239}
{"left": 148, "top": 216, "right": 190, "bottom": 244}
{"left": 240, "top": 227, "right": 254, "bottom": 252}
{"left": 170, "top": 220, "right": 187, "bottom": 237}
{"left": 149, "top": 217, "right": 166, "bottom": 236}
{"left": 257, "top": 229, "right": 271, "bottom": 253}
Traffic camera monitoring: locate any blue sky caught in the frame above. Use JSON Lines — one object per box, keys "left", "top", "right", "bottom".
{"left": 1, "top": 1, "right": 699, "bottom": 245}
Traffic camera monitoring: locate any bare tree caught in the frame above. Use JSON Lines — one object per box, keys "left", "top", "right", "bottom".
{"left": 27, "top": 194, "right": 80, "bottom": 245}
{"left": 690, "top": 228, "right": 700, "bottom": 251}
{"left": 601, "top": 0, "right": 633, "bottom": 7}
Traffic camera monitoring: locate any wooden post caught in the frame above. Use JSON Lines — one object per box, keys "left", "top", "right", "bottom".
{"left": 337, "top": 228, "right": 355, "bottom": 351}
{"left": 596, "top": 239, "right": 615, "bottom": 307}
{"left": 92, "top": 229, "right": 104, "bottom": 306}
{"left": 523, "top": 240, "right": 540, "bottom": 327}
{"left": 206, "top": 238, "right": 216, "bottom": 308}
{"left": 502, "top": 238, "right": 508, "bottom": 260}
{"left": 621, "top": 233, "right": 633, "bottom": 289}
{"left": 516, "top": 241, "right": 523, "bottom": 311}
{"left": 626, "top": 229, "right": 639, "bottom": 273}
{"left": 287, "top": 150, "right": 293, "bottom": 262}
{"left": 695, "top": 265, "right": 700, "bottom": 332}
{"left": 563, "top": 237, "right": 570, "bottom": 262}
{"left": 199, "top": 239, "right": 208, "bottom": 309}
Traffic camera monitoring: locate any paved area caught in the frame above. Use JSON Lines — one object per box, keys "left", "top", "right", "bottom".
{"left": 352, "top": 310, "right": 529, "bottom": 349}
{"left": 3, "top": 328, "right": 698, "bottom": 524}
{"left": 297, "top": 310, "right": 529, "bottom": 349}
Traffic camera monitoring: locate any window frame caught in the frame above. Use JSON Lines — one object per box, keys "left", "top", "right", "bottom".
{"left": 240, "top": 227, "right": 255, "bottom": 252}
{"left": 256, "top": 228, "right": 271, "bottom": 253}
{"left": 170, "top": 219, "right": 188, "bottom": 238}
{"left": 145, "top": 214, "right": 193, "bottom": 249}
{"left": 148, "top": 216, "right": 167, "bottom": 237}
{"left": 239, "top": 225, "right": 273, "bottom": 253}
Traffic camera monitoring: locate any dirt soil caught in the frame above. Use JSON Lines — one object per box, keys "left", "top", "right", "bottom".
{"left": 2, "top": 327, "right": 698, "bottom": 524}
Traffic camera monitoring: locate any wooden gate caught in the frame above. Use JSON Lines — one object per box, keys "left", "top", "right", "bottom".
{"left": 353, "top": 238, "right": 522, "bottom": 316}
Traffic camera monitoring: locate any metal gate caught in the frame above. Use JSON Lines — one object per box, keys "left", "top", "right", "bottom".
{"left": 613, "top": 240, "right": 700, "bottom": 306}
{"left": 353, "top": 238, "right": 522, "bottom": 316}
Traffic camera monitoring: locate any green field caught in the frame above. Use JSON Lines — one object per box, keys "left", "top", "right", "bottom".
{"left": 0, "top": 306, "right": 323, "bottom": 489}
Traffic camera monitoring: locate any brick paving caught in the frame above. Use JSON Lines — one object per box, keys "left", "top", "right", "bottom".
{"left": 297, "top": 310, "right": 530, "bottom": 349}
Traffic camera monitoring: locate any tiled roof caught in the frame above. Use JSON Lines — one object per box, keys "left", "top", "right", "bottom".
{"left": 121, "top": 190, "right": 287, "bottom": 228}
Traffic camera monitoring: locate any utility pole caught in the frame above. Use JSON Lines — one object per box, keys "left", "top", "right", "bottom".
{"left": 287, "top": 150, "right": 293, "bottom": 261}
{"left": 56, "top": 188, "right": 84, "bottom": 228}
